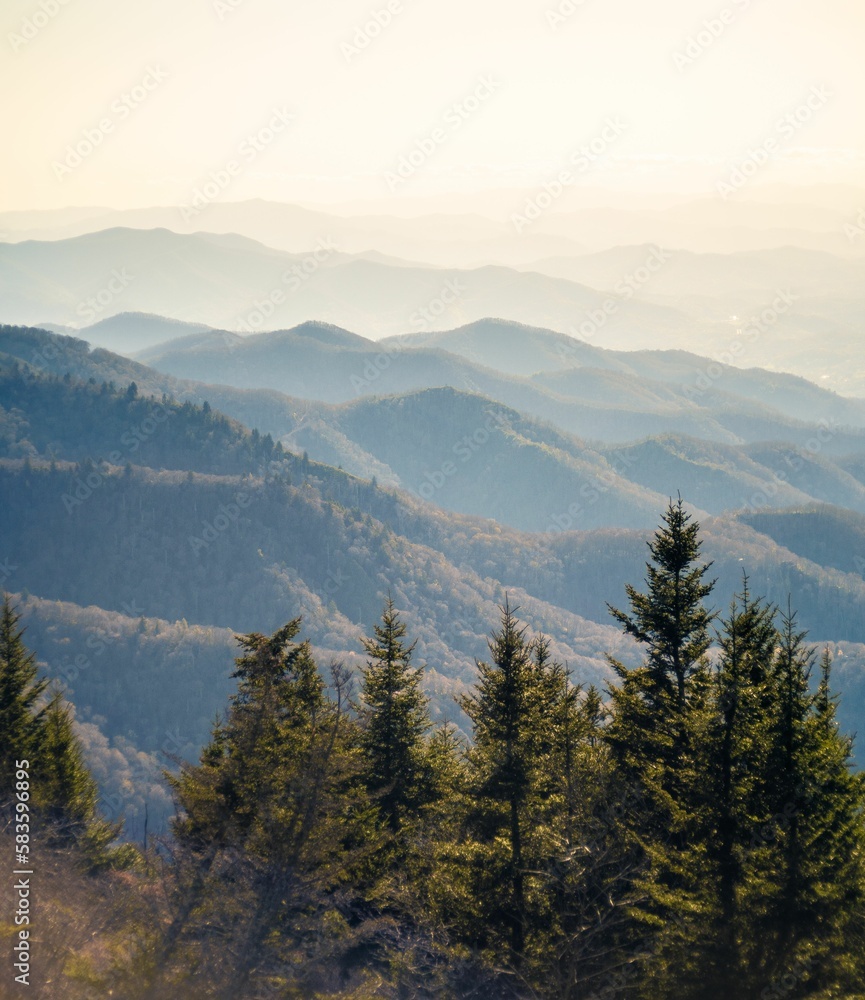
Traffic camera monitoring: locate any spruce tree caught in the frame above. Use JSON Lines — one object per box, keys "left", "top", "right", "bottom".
{"left": 0, "top": 596, "right": 47, "bottom": 801}
{"left": 607, "top": 497, "right": 715, "bottom": 712}
{"left": 605, "top": 499, "right": 715, "bottom": 838}
{"left": 163, "top": 618, "right": 365, "bottom": 998}
{"left": 0, "top": 600, "right": 132, "bottom": 868}
{"left": 704, "top": 580, "right": 779, "bottom": 999}
{"left": 537, "top": 674, "right": 642, "bottom": 1000}
{"left": 457, "top": 615, "right": 639, "bottom": 994}
{"left": 458, "top": 602, "right": 556, "bottom": 962}
{"left": 172, "top": 617, "right": 349, "bottom": 863}
{"left": 36, "top": 692, "right": 132, "bottom": 868}
{"left": 603, "top": 499, "right": 716, "bottom": 997}
{"left": 359, "top": 597, "right": 431, "bottom": 833}
{"left": 760, "top": 604, "right": 815, "bottom": 975}
{"left": 802, "top": 647, "right": 865, "bottom": 995}
{"left": 398, "top": 721, "right": 471, "bottom": 955}
{"left": 37, "top": 692, "right": 99, "bottom": 834}
{"left": 754, "top": 613, "right": 865, "bottom": 995}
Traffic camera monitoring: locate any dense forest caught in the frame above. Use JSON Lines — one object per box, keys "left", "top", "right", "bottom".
{"left": 0, "top": 363, "right": 286, "bottom": 476}
{"left": 3, "top": 500, "right": 864, "bottom": 998}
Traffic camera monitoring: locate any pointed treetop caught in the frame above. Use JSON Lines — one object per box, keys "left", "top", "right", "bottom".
{"left": 607, "top": 498, "right": 715, "bottom": 705}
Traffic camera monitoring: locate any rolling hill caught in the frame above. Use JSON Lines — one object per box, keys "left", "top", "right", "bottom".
{"left": 6, "top": 324, "right": 865, "bottom": 534}
{"left": 0, "top": 227, "right": 697, "bottom": 342}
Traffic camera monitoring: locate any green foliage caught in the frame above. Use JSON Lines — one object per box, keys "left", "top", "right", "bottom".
{"left": 0, "top": 595, "right": 48, "bottom": 796}
{"left": 359, "top": 598, "right": 432, "bottom": 833}
{"left": 457, "top": 602, "right": 546, "bottom": 959}
{"left": 0, "top": 597, "right": 138, "bottom": 871}
{"left": 161, "top": 619, "right": 375, "bottom": 997}
{"left": 454, "top": 605, "right": 635, "bottom": 992}
{"left": 607, "top": 496, "right": 715, "bottom": 708}
{"left": 37, "top": 693, "right": 99, "bottom": 830}
{"left": 602, "top": 501, "right": 717, "bottom": 990}
{"left": 753, "top": 613, "right": 865, "bottom": 996}
{"left": 602, "top": 509, "right": 865, "bottom": 1000}
{"left": 171, "top": 618, "right": 359, "bottom": 863}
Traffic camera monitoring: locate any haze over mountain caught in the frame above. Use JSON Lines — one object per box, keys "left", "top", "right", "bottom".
{"left": 0, "top": 226, "right": 703, "bottom": 347}
{"left": 2, "top": 192, "right": 863, "bottom": 261}
{"left": 7, "top": 322, "right": 865, "bottom": 534}
{"left": 134, "top": 316, "right": 865, "bottom": 442}
{"left": 3, "top": 222, "right": 862, "bottom": 393}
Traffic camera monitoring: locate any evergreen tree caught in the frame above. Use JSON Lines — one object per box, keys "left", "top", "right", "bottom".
{"left": 172, "top": 617, "right": 354, "bottom": 863}
{"left": 0, "top": 600, "right": 133, "bottom": 869}
{"left": 0, "top": 595, "right": 47, "bottom": 801}
{"left": 607, "top": 497, "right": 715, "bottom": 712}
{"left": 703, "top": 580, "right": 779, "bottom": 999}
{"left": 37, "top": 691, "right": 99, "bottom": 834}
{"left": 36, "top": 691, "right": 133, "bottom": 868}
{"left": 603, "top": 499, "right": 716, "bottom": 997}
{"left": 802, "top": 647, "right": 865, "bottom": 995}
{"left": 536, "top": 674, "right": 643, "bottom": 1000}
{"left": 754, "top": 614, "right": 865, "bottom": 996}
{"left": 359, "top": 597, "right": 431, "bottom": 833}
{"left": 163, "top": 618, "right": 367, "bottom": 998}
{"left": 458, "top": 602, "right": 557, "bottom": 962}
{"left": 760, "top": 604, "right": 815, "bottom": 976}
{"left": 397, "top": 721, "right": 472, "bottom": 955}
{"left": 455, "top": 615, "right": 640, "bottom": 995}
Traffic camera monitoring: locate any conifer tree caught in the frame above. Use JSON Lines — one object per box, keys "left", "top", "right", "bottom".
{"left": 703, "top": 580, "right": 779, "bottom": 999}
{"left": 398, "top": 721, "right": 471, "bottom": 953}
{"left": 457, "top": 615, "right": 639, "bottom": 994}
{"left": 359, "top": 597, "right": 431, "bottom": 833}
{"left": 537, "top": 674, "right": 643, "bottom": 1000}
{"left": 607, "top": 497, "right": 715, "bottom": 711}
{"left": 0, "top": 599, "right": 133, "bottom": 868}
{"left": 762, "top": 604, "right": 815, "bottom": 970}
{"left": 603, "top": 500, "right": 716, "bottom": 996}
{"left": 754, "top": 614, "right": 865, "bottom": 995}
{"left": 605, "top": 500, "right": 715, "bottom": 838}
{"left": 36, "top": 692, "right": 133, "bottom": 868}
{"left": 0, "top": 595, "right": 47, "bottom": 800}
{"left": 458, "top": 602, "right": 556, "bottom": 961}
{"left": 801, "top": 647, "right": 865, "bottom": 995}
{"left": 163, "top": 618, "right": 365, "bottom": 998}
{"left": 37, "top": 692, "right": 99, "bottom": 834}
{"left": 172, "top": 617, "right": 353, "bottom": 864}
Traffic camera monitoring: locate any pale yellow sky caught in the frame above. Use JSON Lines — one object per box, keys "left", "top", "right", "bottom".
{"left": 2, "top": 0, "right": 863, "bottom": 211}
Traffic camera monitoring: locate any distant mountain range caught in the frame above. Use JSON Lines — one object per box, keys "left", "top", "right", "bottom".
{"left": 2, "top": 223, "right": 861, "bottom": 392}
{"left": 5, "top": 320, "right": 865, "bottom": 533}
{"left": 2, "top": 194, "right": 862, "bottom": 260}
{"left": 0, "top": 226, "right": 700, "bottom": 346}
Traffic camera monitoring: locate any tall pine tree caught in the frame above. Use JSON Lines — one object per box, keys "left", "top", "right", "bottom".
{"left": 603, "top": 499, "right": 716, "bottom": 997}
{"left": 163, "top": 618, "right": 366, "bottom": 999}
{"left": 359, "top": 597, "right": 431, "bottom": 833}
{"left": 458, "top": 602, "right": 558, "bottom": 962}
{"left": 0, "top": 596, "right": 47, "bottom": 801}
{"left": 703, "top": 579, "right": 779, "bottom": 999}
{"left": 753, "top": 613, "right": 865, "bottom": 996}
{"left": 1, "top": 597, "right": 133, "bottom": 869}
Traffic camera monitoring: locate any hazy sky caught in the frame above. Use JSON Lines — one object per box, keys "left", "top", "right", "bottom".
{"left": 2, "top": 0, "right": 863, "bottom": 212}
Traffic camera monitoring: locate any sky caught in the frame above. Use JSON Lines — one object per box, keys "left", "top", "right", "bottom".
{"left": 2, "top": 0, "right": 864, "bottom": 213}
